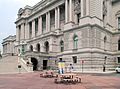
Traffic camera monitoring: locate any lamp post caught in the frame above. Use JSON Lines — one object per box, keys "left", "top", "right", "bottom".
{"left": 18, "top": 41, "right": 25, "bottom": 73}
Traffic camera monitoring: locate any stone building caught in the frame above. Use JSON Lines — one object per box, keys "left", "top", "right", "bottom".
{"left": 2, "top": 35, "right": 16, "bottom": 57}
{"left": 15, "top": 0, "right": 120, "bottom": 72}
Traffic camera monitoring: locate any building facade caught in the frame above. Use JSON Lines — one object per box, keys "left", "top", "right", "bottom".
{"left": 15, "top": 0, "right": 120, "bottom": 72}
{"left": 2, "top": 35, "right": 16, "bottom": 57}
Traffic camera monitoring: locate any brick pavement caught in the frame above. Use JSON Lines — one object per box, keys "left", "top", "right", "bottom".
{"left": 0, "top": 72, "right": 119, "bottom": 89}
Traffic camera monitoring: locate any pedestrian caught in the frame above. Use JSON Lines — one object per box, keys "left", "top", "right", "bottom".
{"left": 103, "top": 65, "right": 105, "bottom": 72}
{"left": 69, "top": 64, "right": 73, "bottom": 73}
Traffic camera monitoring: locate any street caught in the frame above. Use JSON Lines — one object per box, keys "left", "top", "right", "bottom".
{"left": 0, "top": 72, "right": 120, "bottom": 89}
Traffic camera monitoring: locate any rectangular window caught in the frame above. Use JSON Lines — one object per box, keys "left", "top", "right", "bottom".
{"left": 18, "top": 25, "right": 21, "bottom": 40}
{"left": 118, "top": 17, "right": 120, "bottom": 30}
{"left": 35, "top": 18, "right": 38, "bottom": 35}
{"left": 29, "top": 22, "right": 32, "bottom": 38}
{"left": 50, "top": 10, "right": 55, "bottom": 31}
{"left": 118, "top": 57, "right": 120, "bottom": 63}
{"left": 50, "top": 10, "right": 55, "bottom": 25}
{"left": 60, "top": 4, "right": 65, "bottom": 21}
{"left": 73, "top": 56, "right": 77, "bottom": 63}
{"left": 77, "top": 13, "right": 81, "bottom": 24}
{"left": 42, "top": 15, "right": 46, "bottom": 33}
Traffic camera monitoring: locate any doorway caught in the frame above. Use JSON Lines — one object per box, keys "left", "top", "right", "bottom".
{"left": 31, "top": 57, "right": 38, "bottom": 71}
{"left": 43, "top": 60, "right": 48, "bottom": 70}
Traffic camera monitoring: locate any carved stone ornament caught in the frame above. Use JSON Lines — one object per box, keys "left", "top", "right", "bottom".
{"left": 74, "top": 0, "right": 81, "bottom": 14}
{"left": 18, "top": 8, "right": 24, "bottom": 15}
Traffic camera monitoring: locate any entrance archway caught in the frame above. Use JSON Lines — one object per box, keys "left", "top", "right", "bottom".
{"left": 31, "top": 57, "right": 38, "bottom": 71}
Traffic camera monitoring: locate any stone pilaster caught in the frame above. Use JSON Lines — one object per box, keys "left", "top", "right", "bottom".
{"left": 65, "top": 0, "right": 69, "bottom": 23}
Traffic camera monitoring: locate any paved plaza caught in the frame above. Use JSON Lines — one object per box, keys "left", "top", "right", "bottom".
{"left": 0, "top": 72, "right": 120, "bottom": 89}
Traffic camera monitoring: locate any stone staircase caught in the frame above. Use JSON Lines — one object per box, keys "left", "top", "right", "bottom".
{"left": 0, "top": 56, "right": 27, "bottom": 74}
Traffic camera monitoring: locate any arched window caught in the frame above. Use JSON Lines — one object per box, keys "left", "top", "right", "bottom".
{"left": 36, "top": 43, "right": 40, "bottom": 52}
{"left": 118, "top": 40, "right": 120, "bottom": 50}
{"left": 73, "top": 35, "right": 78, "bottom": 49}
{"left": 30, "top": 45, "right": 33, "bottom": 52}
{"left": 60, "top": 40, "right": 64, "bottom": 52}
{"left": 104, "top": 36, "right": 107, "bottom": 43}
{"left": 44, "top": 41, "right": 49, "bottom": 53}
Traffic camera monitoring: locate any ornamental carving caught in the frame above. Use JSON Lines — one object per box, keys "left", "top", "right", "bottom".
{"left": 74, "top": 0, "right": 81, "bottom": 14}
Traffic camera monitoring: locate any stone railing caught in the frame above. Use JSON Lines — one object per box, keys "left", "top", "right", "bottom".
{"left": 19, "top": 56, "right": 33, "bottom": 72}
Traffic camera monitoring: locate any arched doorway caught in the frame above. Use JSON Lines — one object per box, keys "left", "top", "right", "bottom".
{"left": 31, "top": 57, "right": 38, "bottom": 71}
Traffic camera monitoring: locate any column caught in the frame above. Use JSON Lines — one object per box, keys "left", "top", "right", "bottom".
{"left": 55, "top": 7, "right": 58, "bottom": 29}
{"left": 38, "top": 16, "right": 42, "bottom": 35}
{"left": 25, "top": 23, "right": 29, "bottom": 39}
{"left": 69, "top": 0, "right": 73, "bottom": 22}
{"left": 21, "top": 23, "right": 25, "bottom": 40}
{"left": 86, "top": 0, "right": 90, "bottom": 16}
{"left": 16, "top": 26, "right": 19, "bottom": 41}
{"left": 57, "top": 7, "right": 60, "bottom": 28}
{"left": 47, "top": 12, "right": 50, "bottom": 32}
{"left": 65, "top": 0, "right": 69, "bottom": 23}
{"left": 46, "top": 13, "right": 48, "bottom": 32}
{"left": 81, "top": 0, "right": 84, "bottom": 17}
{"left": 32, "top": 20, "right": 35, "bottom": 38}
{"left": 75, "top": 14, "right": 78, "bottom": 24}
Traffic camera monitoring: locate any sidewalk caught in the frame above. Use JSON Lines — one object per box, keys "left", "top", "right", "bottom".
{"left": 0, "top": 72, "right": 119, "bottom": 89}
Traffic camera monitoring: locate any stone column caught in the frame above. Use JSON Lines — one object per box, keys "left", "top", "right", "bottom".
{"left": 25, "top": 23, "right": 29, "bottom": 40}
{"left": 47, "top": 12, "right": 50, "bottom": 32}
{"left": 21, "top": 23, "right": 25, "bottom": 40}
{"left": 32, "top": 20, "right": 35, "bottom": 38}
{"left": 86, "top": 0, "right": 90, "bottom": 16}
{"left": 81, "top": 0, "right": 84, "bottom": 17}
{"left": 46, "top": 13, "right": 48, "bottom": 33}
{"left": 57, "top": 7, "right": 60, "bottom": 28}
{"left": 65, "top": 0, "right": 69, "bottom": 23}
{"left": 38, "top": 16, "right": 42, "bottom": 35}
{"left": 75, "top": 14, "right": 78, "bottom": 24}
{"left": 16, "top": 26, "right": 19, "bottom": 42}
{"left": 55, "top": 7, "right": 58, "bottom": 29}
{"left": 7, "top": 43, "right": 9, "bottom": 53}
{"left": 69, "top": 0, "right": 73, "bottom": 22}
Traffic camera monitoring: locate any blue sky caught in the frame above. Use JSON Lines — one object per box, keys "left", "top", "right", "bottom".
{"left": 0, "top": 0, "right": 41, "bottom": 51}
